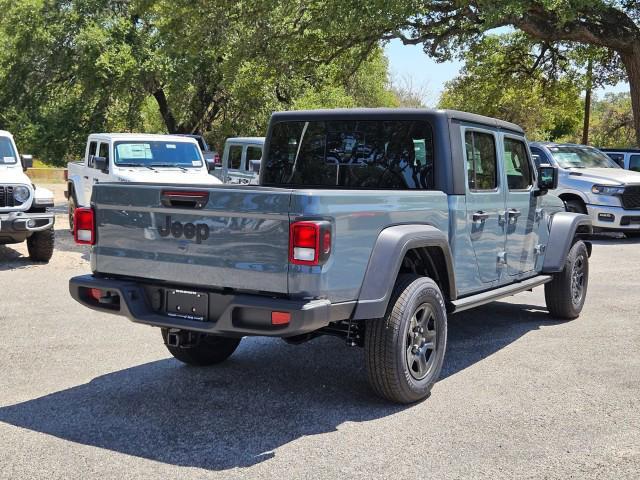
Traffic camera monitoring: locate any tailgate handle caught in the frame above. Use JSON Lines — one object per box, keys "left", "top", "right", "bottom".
{"left": 161, "top": 190, "right": 209, "bottom": 209}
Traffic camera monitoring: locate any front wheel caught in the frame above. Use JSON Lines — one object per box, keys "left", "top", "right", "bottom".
{"left": 27, "top": 229, "right": 55, "bottom": 262}
{"left": 161, "top": 329, "right": 241, "bottom": 366}
{"left": 365, "top": 275, "right": 447, "bottom": 404}
{"left": 544, "top": 240, "right": 589, "bottom": 319}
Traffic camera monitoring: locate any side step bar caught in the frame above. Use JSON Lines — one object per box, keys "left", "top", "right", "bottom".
{"left": 451, "top": 275, "right": 552, "bottom": 313}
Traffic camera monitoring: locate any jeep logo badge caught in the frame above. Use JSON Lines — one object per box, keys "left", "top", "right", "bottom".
{"left": 158, "top": 216, "right": 210, "bottom": 244}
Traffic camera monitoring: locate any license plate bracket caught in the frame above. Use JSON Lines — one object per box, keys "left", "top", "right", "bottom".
{"left": 166, "top": 289, "right": 209, "bottom": 321}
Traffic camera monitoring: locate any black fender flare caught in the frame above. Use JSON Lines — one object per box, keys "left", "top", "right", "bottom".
{"left": 542, "top": 212, "right": 592, "bottom": 273}
{"left": 352, "top": 224, "right": 456, "bottom": 320}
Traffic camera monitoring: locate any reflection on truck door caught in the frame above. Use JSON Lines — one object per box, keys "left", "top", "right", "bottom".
{"left": 464, "top": 128, "right": 506, "bottom": 284}
{"left": 502, "top": 136, "right": 539, "bottom": 276}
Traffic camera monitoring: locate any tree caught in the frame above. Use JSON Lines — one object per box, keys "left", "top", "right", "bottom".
{"left": 588, "top": 92, "right": 636, "bottom": 147}
{"left": 0, "top": 0, "right": 401, "bottom": 164}
{"left": 384, "top": 1, "right": 640, "bottom": 145}
{"left": 438, "top": 33, "right": 583, "bottom": 140}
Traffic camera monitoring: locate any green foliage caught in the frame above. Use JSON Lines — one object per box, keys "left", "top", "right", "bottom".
{"left": 438, "top": 33, "right": 583, "bottom": 140}
{"left": 0, "top": 0, "right": 401, "bottom": 165}
{"left": 585, "top": 93, "right": 636, "bottom": 147}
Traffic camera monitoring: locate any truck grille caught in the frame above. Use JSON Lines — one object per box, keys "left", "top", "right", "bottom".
{"left": 0, "top": 186, "right": 16, "bottom": 207}
{"left": 622, "top": 186, "right": 640, "bottom": 210}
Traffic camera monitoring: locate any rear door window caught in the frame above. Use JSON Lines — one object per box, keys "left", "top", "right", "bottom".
{"left": 465, "top": 131, "right": 497, "bottom": 191}
{"left": 245, "top": 145, "right": 262, "bottom": 170}
{"left": 263, "top": 120, "right": 434, "bottom": 189}
{"left": 630, "top": 155, "right": 640, "bottom": 172}
{"left": 503, "top": 138, "right": 532, "bottom": 190}
{"left": 228, "top": 145, "right": 243, "bottom": 170}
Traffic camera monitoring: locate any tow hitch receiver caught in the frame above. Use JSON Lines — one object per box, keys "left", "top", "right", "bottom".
{"left": 165, "top": 330, "right": 201, "bottom": 349}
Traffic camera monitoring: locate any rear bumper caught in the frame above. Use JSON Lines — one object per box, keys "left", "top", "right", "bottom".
{"left": 69, "top": 275, "right": 354, "bottom": 337}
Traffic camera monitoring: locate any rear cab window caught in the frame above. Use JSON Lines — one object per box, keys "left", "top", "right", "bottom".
{"left": 262, "top": 120, "right": 435, "bottom": 189}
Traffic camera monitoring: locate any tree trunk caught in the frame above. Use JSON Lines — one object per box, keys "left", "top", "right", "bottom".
{"left": 153, "top": 88, "right": 178, "bottom": 133}
{"left": 621, "top": 47, "right": 640, "bottom": 146}
{"left": 582, "top": 59, "right": 593, "bottom": 145}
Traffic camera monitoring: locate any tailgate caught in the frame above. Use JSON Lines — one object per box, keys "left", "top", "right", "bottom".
{"left": 92, "top": 183, "right": 292, "bottom": 294}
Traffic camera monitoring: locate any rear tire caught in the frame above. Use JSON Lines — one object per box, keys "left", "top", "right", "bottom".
{"left": 68, "top": 195, "right": 76, "bottom": 233}
{"left": 161, "top": 329, "right": 241, "bottom": 366}
{"left": 544, "top": 240, "right": 589, "bottom": 319}
{"left": 27, "top": 229, "right": 55, "bottom": 262}
{"left": 365, "top": 275, "right": 447, "bottom": 404}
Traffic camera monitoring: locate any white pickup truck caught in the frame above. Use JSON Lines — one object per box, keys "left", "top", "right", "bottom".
{"left": 66, "top": 133, "right": 222, "bottom": 228}
{"left": 211, "top": 136, "right": 265, "bottom": 184}
{"left": 0, "top": 130, "right": 55, "bottom": 261}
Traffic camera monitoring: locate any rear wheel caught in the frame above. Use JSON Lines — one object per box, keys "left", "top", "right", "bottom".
{"left": 161, "top": 329, "right": 241, "bottom": 366}
{"left": 544, "top": 240, "right": 589, "bottom": 319}
{"left": 365, "top": 275, "right": 447, "bottom": 404}
{"left": 68, "top": 195, "right": 76, "bottom": 233}
{"left": 27, "top": 229, "right": 55, "bottom": 262}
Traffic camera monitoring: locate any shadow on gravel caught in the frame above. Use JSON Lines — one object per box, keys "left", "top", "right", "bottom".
{"left": 0, "top": 301, "right": 565, "bottom": 471}
{"left": 0, "top": 245, "right": 34, "bottom": 271}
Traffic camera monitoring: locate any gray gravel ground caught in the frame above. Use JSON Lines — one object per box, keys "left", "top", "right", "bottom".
{"left": 0, "top": 186, "right": 639, "bottom": 479}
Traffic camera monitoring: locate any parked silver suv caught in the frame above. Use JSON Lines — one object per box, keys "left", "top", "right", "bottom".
{"left": 530, "top": 142, "right": 640, "bottom": 237}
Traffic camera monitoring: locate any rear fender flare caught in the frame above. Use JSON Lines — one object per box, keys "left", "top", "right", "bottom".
{"left": 353, "top": 225, "right": 455, "bottom": 320}
{"left": 542, "top": 212, "right": 592, "bottom": 273}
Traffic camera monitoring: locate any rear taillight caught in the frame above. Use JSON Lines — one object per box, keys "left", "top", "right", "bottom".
{"left": 74, "top": 208, "right": 95, "bottom": 245}
{"left": 289, "top": 221, "right": 331, "bottom": 266}
{"left": 213, "top": 153, "right": 221, "bottom": 165}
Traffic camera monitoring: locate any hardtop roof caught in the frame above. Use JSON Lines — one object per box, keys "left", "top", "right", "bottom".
{"left": 269, "top": 108, "right": 524, "bottom": 134}
{"left": 88, "top": 133, "right": 199, "bottom": 144}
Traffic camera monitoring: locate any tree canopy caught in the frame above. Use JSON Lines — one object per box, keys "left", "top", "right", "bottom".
{"left": 383, "top": 0, "right": 640, "bottom": 144}
{"left": 0, "top": 0, "right": 402, "bottom": 164}
{"left": 438, "top": 33, "right": 583, "bottom": 140}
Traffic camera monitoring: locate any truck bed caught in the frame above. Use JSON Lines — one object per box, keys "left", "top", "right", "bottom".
{"left": 91, "top": 183, "right": 450, "bottom": 302}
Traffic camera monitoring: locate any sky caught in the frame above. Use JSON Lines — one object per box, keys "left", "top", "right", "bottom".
{"left": 384, "top": 39, "right": 630, "bottom": 107}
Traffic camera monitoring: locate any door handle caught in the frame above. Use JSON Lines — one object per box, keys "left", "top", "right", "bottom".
{"left": 507, "top": 208, "right": 521, "bottom": 223}
{"left": 472, "top": 211, "right": 490, "bottom": 222}
{"left": 83, "top": 176, "right": 89, "bottom": 180}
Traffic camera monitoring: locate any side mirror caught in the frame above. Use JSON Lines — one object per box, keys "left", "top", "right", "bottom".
{"left": 249, "top": 159, "right": 261, "bottom": 173}
{"left": 93, "top": 155, "right": 108, "bottom": 172}
{"left": 536, "top": 164, "right": 558, "bottom": 195}
{"left": 21, "top": 154, "right": 33, "bottom": 171}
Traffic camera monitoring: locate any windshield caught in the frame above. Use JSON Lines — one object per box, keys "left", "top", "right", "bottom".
{"left": 114, "top": 141, "right": 203, "bottom": 168}
{"left": 0, "top": 137, "right": 17, "bottom": 165}
{"left": 263, "top": 120, "right": 435, "bottom": 189}
{"left": 549, "top": 146, "right": 619, "bottom": 169}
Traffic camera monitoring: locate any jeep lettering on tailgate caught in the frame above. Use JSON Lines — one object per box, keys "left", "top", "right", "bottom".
{"left": 158, "top": 216, "right": 209, "bottom": 244}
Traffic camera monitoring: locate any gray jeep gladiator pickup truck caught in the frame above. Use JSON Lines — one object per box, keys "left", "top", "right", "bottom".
{"left": 69, "top": 109, "right": 592, "bottom": 404}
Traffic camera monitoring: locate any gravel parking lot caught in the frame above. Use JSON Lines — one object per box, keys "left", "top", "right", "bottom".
{"left": 1, "top": 185, "right": 639, "bottom": 479}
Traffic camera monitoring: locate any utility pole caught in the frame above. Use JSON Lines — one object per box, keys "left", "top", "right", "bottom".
{"left": 582, "top": 59, "right": 593, "bottom": 145}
